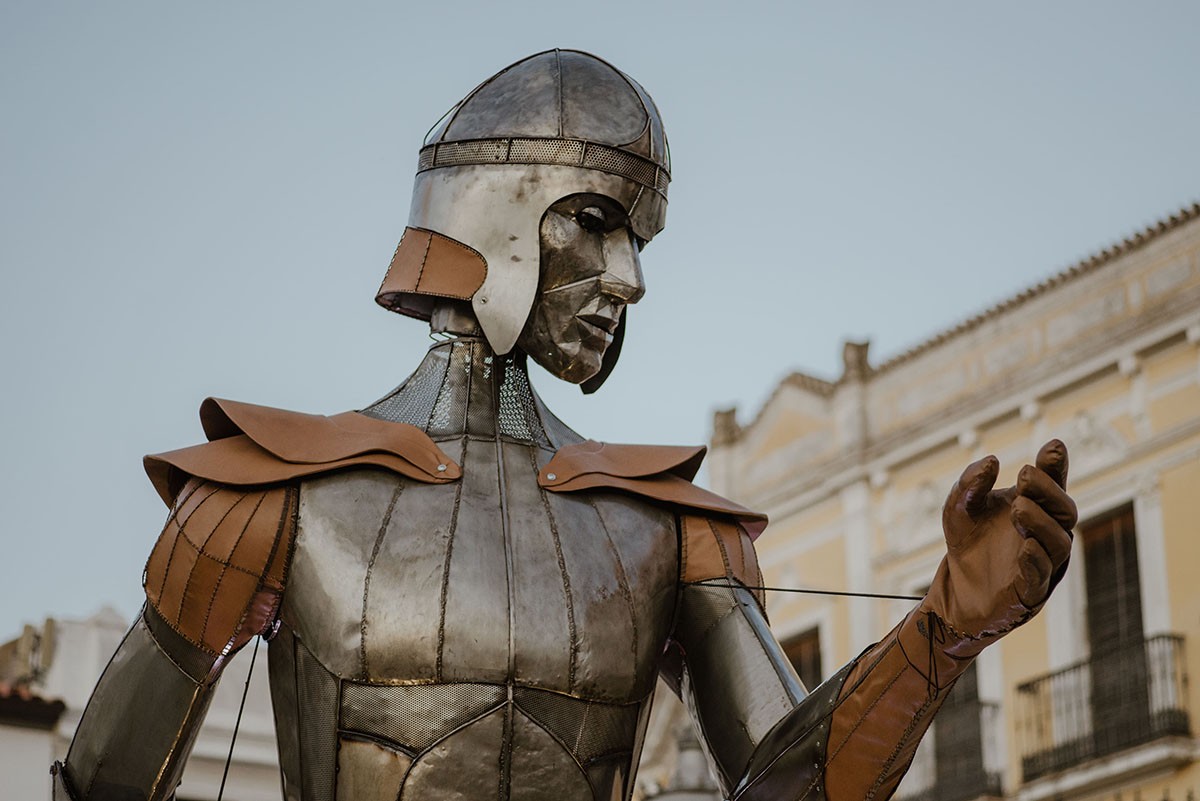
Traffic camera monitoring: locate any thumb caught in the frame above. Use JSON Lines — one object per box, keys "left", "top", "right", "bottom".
{"left": 943, "top": 455, "right": 999, "bottom": 541}
{"left": 1035, "top": 439, "right": 1069, "bottom": 489}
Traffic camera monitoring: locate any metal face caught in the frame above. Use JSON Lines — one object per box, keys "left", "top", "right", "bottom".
{"left": 407, "top": 163, "right": 661, "bottom": 356}
{"left": 517, "top": 193, "right": 645, "bottom": 384}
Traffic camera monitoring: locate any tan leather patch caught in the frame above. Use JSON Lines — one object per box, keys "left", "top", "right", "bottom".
{"left": 539, "top": 441, "right": 767, "bottom": 539}
{"left": 679, "top": 515, "right": 764, "bottom": 603}
{"left": 144, "top": 399, "right": 461, "bottom": 507}
{"left": 144, "top": 479, "right": 298, "bottom": 655}
{"left": 540, "top": 440, "right": 706, "bottom": 483}
{"left": 376, "top": 227, "right": 487, "bottom": 315}
{"left": 826, "top": 614, "right": 952, "bottom": 801}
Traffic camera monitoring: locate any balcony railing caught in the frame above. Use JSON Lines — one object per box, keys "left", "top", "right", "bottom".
{"left": 1016, "top": 634, "right": 1190, "bottom": 781}
{"left": 898, "top": 700, "right": 1004, "bottom": 801}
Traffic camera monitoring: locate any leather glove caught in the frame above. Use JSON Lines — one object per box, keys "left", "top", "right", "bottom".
{"left": 901, "top": 439, "right": 1078, "bottom": 689}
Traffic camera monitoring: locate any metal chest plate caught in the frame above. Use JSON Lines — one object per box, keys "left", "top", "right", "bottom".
{"left": 269, "top": 439, "right": 679, "bottom": 801}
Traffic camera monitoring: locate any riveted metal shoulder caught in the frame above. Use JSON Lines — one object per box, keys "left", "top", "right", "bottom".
{"left": 143, "top": 477, "right": 298, "bottom": 657}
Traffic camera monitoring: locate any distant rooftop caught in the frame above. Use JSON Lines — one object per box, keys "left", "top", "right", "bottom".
{"left": 0, "top": 681, "right": 65, "bottom": 730}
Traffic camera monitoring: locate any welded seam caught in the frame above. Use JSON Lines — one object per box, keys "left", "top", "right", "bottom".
{"left": 493, "top": 375, "right": 517, "bottom": 681}
{"left": 153, "top": 481, "right": 223, "bottom": 606}
{"left": 587, "top": 498, "right": 639, "bottom": 674}
{"left": 500, "top": 687, "right": 513, "bottom": 801}
{"left": 360, "top": 480, "right": 406, "bottom": 678}
{"left": 198, "top": 492, "right": 267, "bottom": 648}
{"left": 292, "top": 634, "right": 305, "bottom": 800}
{"left": 171, "top": 490, "right": 251, "bottom": 625}
{"left": 435, "top": 470, "right": 466, "bottom": 681}
{"left": 527, "top": 445, "right": 578, "bottom": 691}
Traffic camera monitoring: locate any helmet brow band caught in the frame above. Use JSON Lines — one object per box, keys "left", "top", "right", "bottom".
{"left": 418, "top": 138, "right": 669, "bottom": 199}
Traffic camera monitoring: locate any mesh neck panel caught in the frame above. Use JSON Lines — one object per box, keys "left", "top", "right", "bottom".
{"left": 362, "top": 339, "right": 571, "bottom": 447}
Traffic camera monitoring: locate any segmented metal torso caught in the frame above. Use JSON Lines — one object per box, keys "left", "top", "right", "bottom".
{"left": 267, "top": 339, "right": 680, "bottom": 801}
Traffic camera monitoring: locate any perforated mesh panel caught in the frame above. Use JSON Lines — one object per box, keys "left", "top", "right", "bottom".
{"left": 364, "top": 343, "right": 550, "bottom": 444}
{"left": 295, "top": 642, "right": 339, "bottom": 801}
{"left": 427, "top": 356, "right": 459, "bottom": 434}
{"left": 341, "top": 681, "right": 506, "bottom": 753}
{"left": 497, "top": 355, "right": 550, "bottom": 446}
{"left": 655, "top": 168, "right": 670, "bottom": 194}
{"left": 582, "top": 147, "right": 659, "bottom": 189}
{"left": 434, "top": 140, "right": 509, "bottom": 166}
{"left": 513, "top": 687, "right": 640, "bottom": 765}
{"left": 508, "top": 138, "right": 584, "bottom": 166}
{"left": 362, "top": 347, "right": 451, "bottom": 428}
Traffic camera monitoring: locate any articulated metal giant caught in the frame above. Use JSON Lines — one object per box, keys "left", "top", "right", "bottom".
{"left": 54, "top": 51, "right": 1078, "bottom": 801}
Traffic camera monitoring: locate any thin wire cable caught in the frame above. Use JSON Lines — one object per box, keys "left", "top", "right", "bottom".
{"left": 217, "top": 635, "right": 261, "bottom": 801}
{"left": 689, "top": 579, "right": 923, "bottom": 602}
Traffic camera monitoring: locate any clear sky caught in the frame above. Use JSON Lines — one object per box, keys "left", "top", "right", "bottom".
{"left": 2, "top": 2, "right": 1198, "bottom": 638}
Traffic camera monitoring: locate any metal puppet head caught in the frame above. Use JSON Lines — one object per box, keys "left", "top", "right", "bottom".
{"left": 375, "top": 49, "right": 670, "bottom": 392}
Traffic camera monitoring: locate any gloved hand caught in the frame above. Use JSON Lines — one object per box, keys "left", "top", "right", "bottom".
{"left": 902, "top": 439, "right": 1077, "bottom": 688}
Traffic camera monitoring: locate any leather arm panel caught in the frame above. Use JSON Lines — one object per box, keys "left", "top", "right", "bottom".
{"left": 144, "top": 477, "right": 298, "bottom": 658}
{"left": 679, "top": 514, "right": 765, "bottom": 607}
{"left": 824, "top": 611, "right": 967, "bottom": 801}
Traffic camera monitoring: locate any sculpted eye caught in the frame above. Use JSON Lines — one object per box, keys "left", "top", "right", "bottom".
{"left": 575, "top": 206, "right": 607, "bottom": 233}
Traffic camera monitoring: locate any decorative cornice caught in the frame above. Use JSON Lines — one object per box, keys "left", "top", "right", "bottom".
{"left": 784, "top": 371, "right": 837, "bottom": 396}
{"left": 873, "top": 202, "right": 1200, "bottom": 374}
{"left": 719, "top": 201, "right": 1200, "bottom": 448}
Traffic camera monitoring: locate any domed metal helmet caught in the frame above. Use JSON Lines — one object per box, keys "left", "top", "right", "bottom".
{"left": 376, "top": 49, "right": 670, "bottom": 367}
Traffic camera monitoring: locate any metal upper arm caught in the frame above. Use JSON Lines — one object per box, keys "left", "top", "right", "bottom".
{"left": 59, "top": 605, "right": 222, "bottom": 800}
{"left": 670, "top": 514, "right": 809, "bottom": 793}
{"left": 58, "top": 478, "right": 298, "bottom": 801}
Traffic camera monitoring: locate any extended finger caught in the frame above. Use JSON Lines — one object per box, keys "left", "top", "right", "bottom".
{"left": 1017, "top": 464, "right": 1079, "bottom": 529}
{"left": 1035, "top": 439, "right": 1069, "bottom": 489}
{"left": 1012, "top": 496, "right": 1072, "bottom": 568}
{"left": 1016, "top": 537, "right": 1054, "bottom": 608}
{"left": 947, "top": 455, "right": 1000, "bottom": 518}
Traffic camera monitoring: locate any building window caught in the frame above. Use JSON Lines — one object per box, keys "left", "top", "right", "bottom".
{"left": 1016, "top": 503, "right": 1190, "bottom": 780}
{"left": 782, "top": 627, "right": 822, "bottom": 690}
{"left": 1083, "top": 503, "right": 1150, "bottom": 756}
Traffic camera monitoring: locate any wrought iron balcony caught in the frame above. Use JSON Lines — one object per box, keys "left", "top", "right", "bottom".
{"left": 897, "top": 685, "right": 1004, "bottom": 801}
{"left": 1016, "top": 634, "right": 1190, "bottom": 782}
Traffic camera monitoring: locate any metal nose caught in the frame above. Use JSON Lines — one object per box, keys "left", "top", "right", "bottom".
{"left": 600, "top": 229, "right": 646, "bottom": 305}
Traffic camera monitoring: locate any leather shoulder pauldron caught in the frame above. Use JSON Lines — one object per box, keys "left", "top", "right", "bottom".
{"left": 143, "top": 397, "right": 461, "bottom": 506}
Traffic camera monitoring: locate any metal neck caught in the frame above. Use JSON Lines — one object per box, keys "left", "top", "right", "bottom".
{"left": 361, "top": 338, "right": 581, "bottom": 448}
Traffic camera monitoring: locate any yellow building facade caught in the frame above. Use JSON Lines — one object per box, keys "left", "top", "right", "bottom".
{"left": 708, "top": 204, "right": 1200, "bottom": 801}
